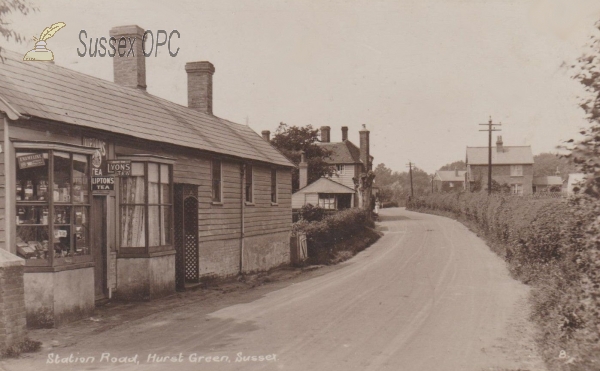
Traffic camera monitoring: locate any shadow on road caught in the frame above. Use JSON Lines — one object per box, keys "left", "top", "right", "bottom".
{"left": 378, "top": 214, "right": 411, "bottom": 222}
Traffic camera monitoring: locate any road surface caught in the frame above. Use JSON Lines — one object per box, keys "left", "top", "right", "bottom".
{"left": 2, "top": 208, "right": 545, "bottom": 371}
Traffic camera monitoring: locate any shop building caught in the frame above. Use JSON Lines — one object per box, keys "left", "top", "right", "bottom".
{"left": 0, "top": 25, "right": 294, "bottom": 327}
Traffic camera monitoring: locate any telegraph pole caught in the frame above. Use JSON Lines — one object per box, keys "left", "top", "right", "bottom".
{"left": 479, "top": 116, "right": 501, "bottom": 195}
{"left": 406, "top": 161, "right": 414, "bottom": 198}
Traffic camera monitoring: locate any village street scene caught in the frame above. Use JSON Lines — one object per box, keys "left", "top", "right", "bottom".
{"left": 0, "top": 1, "right": 599, "bottom": 371}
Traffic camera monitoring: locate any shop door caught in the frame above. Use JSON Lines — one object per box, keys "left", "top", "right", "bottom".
{"left": 174, "top": 184, "right": 199, "bottom": 291}
{"left": 92, "top": 196, "right": 108, "bottom": 300}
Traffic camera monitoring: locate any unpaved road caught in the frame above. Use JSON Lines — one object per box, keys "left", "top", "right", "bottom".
{"left": 2, "top": 208, "right": 545, "bottom": 371}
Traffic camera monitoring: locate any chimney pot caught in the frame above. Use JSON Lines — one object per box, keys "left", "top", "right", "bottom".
{"left": 320, "top": 126, "right": 331, "bottom": 143}
{"left": 299, "top": 151, "right": 308, "bottom": 189}
{"left": 185, "top": 61, "right": 215, "bottom": 114}
{"left": 496, "top": 135, "right": 503, "bottom": 153}
{"left": 341, "top": 126, "right": 348, "bottom": 141}
{"left": 359, "top": 125, "right": 371, "bottom": 172}
{"left": 261, "top": 130, "right": 270, "bottom": 142}
{"left": 109, "top": 25, "right": 147, "bottom": 90}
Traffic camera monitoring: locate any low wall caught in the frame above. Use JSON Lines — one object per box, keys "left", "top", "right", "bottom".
{"left": 116, "top": 254, "right": 176, "bottom": 300}
{"left": 0, "top": 249, "right": 27, "bottom": 353}
{"left": 243, "top": 231, "right": 290, "bottom": 273}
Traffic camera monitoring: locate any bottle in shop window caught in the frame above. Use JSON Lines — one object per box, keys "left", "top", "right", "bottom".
{"left": 24, "top": 180, "right": 33, "bottom": 201}
{"left": 42, "top": 207, "right": 48, "bottom": 225}
{"left": 37, "top": 180, "right": 48, "bottom": 201}
{"left": 16, "top": 181, "right": 22, "bottom": 201}
{"left": 53, "top": 183, "right": 59, "bottom": 202}
{"left": 62, "top": 184, "right": 70, "bottom": 202}
{"left": 17, "top": 207, "right": 25, "bottom": 224}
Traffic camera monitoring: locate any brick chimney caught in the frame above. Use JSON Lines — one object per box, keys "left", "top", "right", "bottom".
{"left": 359, "top": 124, "right": 370, "bottom": 171}
{"left": 496, "top": 135, "right": 503, "bottom": 153}
{"left": 109, "top": 25, "right": 146, "bottom": 90}
{"left": 185, "top": 61, "right": 215, "bottom": 114}
{"left": 320, "top": 126, "right": 331, "bottom": 143}
{"left": 261, "top": 130, "right": 270, "bottom": 142}
{"left": 455, "top": 168, "right": 459, "bottom": 177}
{"left": 299, "top": 151, "right": 308, "bottom": 189}
{"left": 341, "top": 126, "right": 348, "bottom": 141}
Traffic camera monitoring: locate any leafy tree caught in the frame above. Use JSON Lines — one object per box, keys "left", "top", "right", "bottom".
{"left": 532, "top": 153, "right": 577, "bottom": 178}
{"left": 439, "top": 160, "right": 466, "bottom": 171}
{"left": 270, "top": 123, "right": 333, "bottom": 192}
{"left": 0, "top": 0, "right": 37, "bottom": 43}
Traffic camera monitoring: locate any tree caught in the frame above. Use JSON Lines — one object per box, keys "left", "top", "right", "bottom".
{"left": 533, "top": 153, "right": 577, "bottom": 178}
{"left": 439, "top": 160, "right": 466, "bottom": 171}
{"left": 270, "top": 123, "right": 333, "bottom": 192}
{"left": 0, "top": 0, "right": 37, "bottom": 43}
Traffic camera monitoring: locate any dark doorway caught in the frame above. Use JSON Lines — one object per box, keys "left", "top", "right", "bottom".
{"left": 92, "top": 196, "right": 108, "bottom": 300}
{"left": 174, "top": 184, "right": 199, "bottom": 291}
{"left": 337, "top": 194, "right": 353, "bottom": 210}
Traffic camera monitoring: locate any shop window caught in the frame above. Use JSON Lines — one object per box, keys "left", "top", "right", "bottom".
{"left": 120, "top": 162, "right": 172, "bottom": 252}
{"left": 318, "top": 193, "right": 336, "bottom": 210}
{"left": 212, "top": 159, "right": 222, "bottom": 202}
{"left": 271, "top": 169, "right": 277, "bottom": 204}
{"left": 15, "top": 146, "right": 92, "bottom": 266}
{"left": 245, "top": 165, "right": 253, "bottom": 203}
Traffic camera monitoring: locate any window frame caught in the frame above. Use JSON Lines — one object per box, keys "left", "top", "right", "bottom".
{"left": 270, "top": 168, "right": 278, "bottom": 205}
{"left": 211, "top": 159, "right": 222, "bottom": 203}
{"left": 511, "top": 183, "right": 523, "bottom": 196}
{"left": 318, "top": 193, "right": 336, "bottom": 210}
{"left": 510, "top": 165, "right": 523, "bottom": 177}
{"left": 117, "top": 155, "right": 175, "bottom": 257}
{"left": 13, "top": 141, "right": 96, "bottom": 269}
{"left": 336, "top": 164, "right": 345, "bottom": 175}
{"left": 245, "top": 164, "right": 254, "bottom": 204}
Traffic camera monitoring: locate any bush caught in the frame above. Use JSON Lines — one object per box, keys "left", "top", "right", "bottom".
{"left": 407, "top": 192, "right": 600, "bottom": 371}
{"left": 382, "top": 201, "right": 399, "bottom": 208}
{"left": 293, "top": 208, "right": 377, "bottom": 264}
{"left": 298, "top": 204, "right": 326, "bottom": 222}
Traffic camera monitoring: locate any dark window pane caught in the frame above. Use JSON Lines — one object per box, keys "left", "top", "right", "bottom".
{"left": 246, "top": 165, "right": 253, "bottom": 202}
{"left": 212, "top": 160, "right": 221, "bottom": 202}
{"left": 53, "top": 152, "right": 71, "bottom": 203}
{"left": 271, "top": 169, "right": 277, "bottom": 203}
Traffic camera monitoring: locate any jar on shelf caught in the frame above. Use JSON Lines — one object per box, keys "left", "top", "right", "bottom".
{"left": 37, "top": 180, "right": 48, "bottom": 201}
{"left": 16, "top": 181, "right": 22, "bottom": 201}
{"left": 24, "top": 180, "right": 33, "bottom": 201}
{"left": 53, "top": 183, "right": 59, "bottom": 202}
{"left": 42, "top": 208, "right": 48, "bottom": 225}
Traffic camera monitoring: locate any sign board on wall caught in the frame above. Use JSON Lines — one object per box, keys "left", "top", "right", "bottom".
{"left": 107, "top": 160, "right": 131, "bottom": 176}
{"left": 83, "top": 137, "right": 114, "bottom": 191}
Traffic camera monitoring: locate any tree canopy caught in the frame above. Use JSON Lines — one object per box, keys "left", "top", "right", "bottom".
{"left": 0, "top": 0, "right": 37, "bottom": 43}
{"left": 373, "top": 163, "right": 432, "bottom": 205}
{"left": 270, "top": 123, "right": 333, "bottom": 192}
{"left": 532, "top": 153, "right": 577, "bottom": 179}
{"left": 439, "top": 160, "right": 466, "bottom": 171}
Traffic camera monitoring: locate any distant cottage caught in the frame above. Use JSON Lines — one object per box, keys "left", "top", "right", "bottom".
{"left": 433, "top": 169, "right": 466, "bottom": 192}
{"left": 0, "top": 24, "right": 295, "bottom": 328}
{"left": 292, "top": 125, "right": 372, "bottom": 210}
{"left": 466, "top": 136, "right": 534, "bottom": 195}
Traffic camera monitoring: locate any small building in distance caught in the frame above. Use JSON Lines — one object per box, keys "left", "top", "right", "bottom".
{"left": 532, "top": 176, "right": 564, "bottom": 193}
{"left": 466, "top": 136, "right": 534, "bottom": 195}
{"left": 433, "top": 169, "right": 466, "bottom": 192}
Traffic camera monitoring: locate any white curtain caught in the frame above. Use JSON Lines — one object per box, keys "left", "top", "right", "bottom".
{"left": 121, "top": 176, "right": 145, "bottom": 247}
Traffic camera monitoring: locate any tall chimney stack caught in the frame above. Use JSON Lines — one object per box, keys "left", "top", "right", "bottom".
{"left": 341, "top": 126, "right": 348, "bottom": 141}
{"left": 496, "top": 135, "right": 503, "bottom": 153}
{"left": 320, "top": 126, "right": 331, "bottom": 143}
{"left": 359, "top": 124, "right": 371, "bottom": 171}
{"left": 261, "top": 130, "right": 270, "bottom": 142}
{"left": 299, "top": 151, "right": 308, "bottom": 189}
{"left": 185, "top": 61, "right": 215, "bottom": 115}
{"left": 109, "top": 25, "right": 147, "bottom": 90}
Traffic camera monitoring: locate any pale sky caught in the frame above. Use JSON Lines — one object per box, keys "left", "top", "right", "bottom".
{"left": 3, "top": 0, "right": 600, "bottom": 173}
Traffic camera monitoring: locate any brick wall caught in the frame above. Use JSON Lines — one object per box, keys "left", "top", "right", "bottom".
{"left": 469, "top": 164, "right": 533, "bottom": 194}
{"left": 0, "top": 250, "right": 26, "bottom": 353}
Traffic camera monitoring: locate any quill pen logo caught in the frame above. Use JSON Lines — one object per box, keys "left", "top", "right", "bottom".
{"left": 23, "top": 22, "right": 66, "bottom": 61}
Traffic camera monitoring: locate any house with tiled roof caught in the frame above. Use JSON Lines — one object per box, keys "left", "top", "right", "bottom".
{"left": 291, "top": 125, "right": 372, "bottom": 210}
{"left": 0, "top": 25, "right": 294, "bottom": 327}
{"left": 533, "top": 176, "right": 564, "bottom": 193}
{"left": 433, "top": 169, "right": 466, "bottom": 192}
{"left": 466, "top": 136, "right": 534, "bottom": 195}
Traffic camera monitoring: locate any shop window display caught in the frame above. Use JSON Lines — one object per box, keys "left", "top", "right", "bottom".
{"left": 16, "top": 150, "right": 91, "bottom": 264}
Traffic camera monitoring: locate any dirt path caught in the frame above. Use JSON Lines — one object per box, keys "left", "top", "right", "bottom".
{"left": 1, "top": 208, "right": 546, "bottom": 371}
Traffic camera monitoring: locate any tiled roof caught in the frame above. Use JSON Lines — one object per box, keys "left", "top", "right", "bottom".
{"left": 293, "top": 177, "right": 355, "bottom": 195}
{"left": 435, "top": 170, "right": 466, "bottom": 182}
{"left": 317, "top": 140, "right": 362, "bottom": 164}
{"left": 466, "top": 146, "right": 534, "bottom": 165}
{"left": 533, "top": 176, "right": 563, "bottom": 186}
{"left": 0, "top": 49, "right": 294, "bottom": 167}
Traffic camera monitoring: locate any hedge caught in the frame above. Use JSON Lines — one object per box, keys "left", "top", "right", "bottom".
{"left": 408, "top": 192, "right": 600, "bottom": 371}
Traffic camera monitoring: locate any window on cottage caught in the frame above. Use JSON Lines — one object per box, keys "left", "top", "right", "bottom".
{"left": 271, "top": 169, "right": 277, "bottom": 203}
{"left": 15, "top": 150, "right": 91, "bottom": 264}
{"left": 245, "top": 165, "right": 253, "bottom": 203}
{"left": 318, "top": 193, "right": 336, "bottom": 210}
{"left": 120, "top": 162, "right": 172, "bottom": 250}
{"left": 212, "top": 159, "right": 222, "bottom": 202}
{"left": 336, "top": 164, "right": 345, "bottom": 175}
{"left": 511, "top": 165, "right": 523, "bottom": 176}
{"left": 449, "top": 182, "right": 454, "bottom": 188}
{"left": 511, "top": 184, "right": 523, "bottom": 196}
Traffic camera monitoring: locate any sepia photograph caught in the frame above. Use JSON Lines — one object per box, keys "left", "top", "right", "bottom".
{"left": 0, "top": 0, "right": 599, "bottom": 370}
